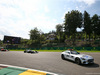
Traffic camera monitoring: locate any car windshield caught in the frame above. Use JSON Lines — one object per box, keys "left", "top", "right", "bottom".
{"left": 71, "top": 51, "right": 80, "bottom": 54}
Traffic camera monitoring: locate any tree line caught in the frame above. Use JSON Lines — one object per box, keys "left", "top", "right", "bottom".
{"left": 57, "top": 10, "right": 100, "bottom": 46}
{"left": 1, "top": 10, "right": 100, "bottom": 48}
{"left": 22, "top": 10, "right": 100, "bottom": 48}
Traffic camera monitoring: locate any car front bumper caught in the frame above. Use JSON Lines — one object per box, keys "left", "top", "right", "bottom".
{"left": 81, "top": 59, "right": 94, "bottom": 64}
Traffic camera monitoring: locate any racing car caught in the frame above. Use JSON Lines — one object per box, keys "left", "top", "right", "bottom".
{"left": 61, "top": 49, "right": 94, "bottom": 65}
{"left": 24, "top": 49, "right": 38, "bottom": 54}
{"left": 0, "top": 48, "right": 9, "bottom": 51}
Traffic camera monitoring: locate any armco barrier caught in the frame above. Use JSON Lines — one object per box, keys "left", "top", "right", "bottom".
{"left": 95, "top": 47, "right": 100, "bottom": 50}
{"left": 7, "top": 47, "right": 100, "bottom": 50}
{"left": 84, "top": 47, "right": 93, "bottom": 50}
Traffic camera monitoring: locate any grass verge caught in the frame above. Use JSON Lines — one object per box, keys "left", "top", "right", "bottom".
{"left": 9, "top": 49, "right": 100, "bottom": 52}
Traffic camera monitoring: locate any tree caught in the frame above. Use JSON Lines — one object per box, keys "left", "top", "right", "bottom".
{"left": 56, "top": 24, "right": 63, "bottom": 42}
{"left": 56, "top": 24, "right": 63, "bottom": 34}
{"left": 98, "top": 16, "right": 100, "bottom": 36}
{"left": 64, "top": 10, "right": 82, "bottom": 45}
{"left": 29, "top": 27, "right": 40, "bottom": 40}
{"left": 0, "top": 40, "right": 3, "bottom": 47}
{"left": 83, "top": 11, "right": 92, "bottom": 42}
{"left": 29, "top": 27, "right": 43, "bottom": 47}
{"left": 20, "top": 38, "right": 29, "bottom": 48}
{"left": 91, "top": 14, "right": 100, "bottom": 39}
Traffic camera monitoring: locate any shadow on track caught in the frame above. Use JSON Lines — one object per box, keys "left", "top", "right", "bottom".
{"left": 81, "top": 63, "right": 99, "bottom": 68}
{"left": 63, "top": 59, "right": 99, "bottom": 68}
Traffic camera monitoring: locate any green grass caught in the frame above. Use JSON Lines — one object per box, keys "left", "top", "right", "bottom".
{"left": 78, "top": 50, "right": 100, "bottom": 52}
{"left": 10, "top": 50, "right": 64, "bottom": 52}
{"left": 9, "top": 49, "right": 100, "bottom": 52}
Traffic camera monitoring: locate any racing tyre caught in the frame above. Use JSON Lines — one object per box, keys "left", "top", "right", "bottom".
{"left": 35, "top": 51, "right": 38, "bottom": 53}
{"left": 24, "top": 51, "right": 26, "bottom": 53}
{"left": 75, "top": 58, "right": 81, "bottom": 65}
{"left": 61, "top": 54, "right": 65, "bottom": 60}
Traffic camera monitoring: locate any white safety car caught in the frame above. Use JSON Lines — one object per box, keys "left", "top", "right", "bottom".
{"left": 61, "top": 49, "right": 94, "bottom": 65}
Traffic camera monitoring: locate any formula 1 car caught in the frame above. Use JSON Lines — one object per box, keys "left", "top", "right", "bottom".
{"left": 0, "top": 47, "right": 9, "bottom": 51}
{"left": 0, "top": 48, "right": 9, "bottom": 52}
{"left": 61, "top": 49, "right": 94, "bottom": 65}
{"left": 24, "top": 49, "right": 38, "bottom": 54}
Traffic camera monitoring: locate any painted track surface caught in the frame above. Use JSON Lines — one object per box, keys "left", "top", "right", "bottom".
{"left": 0, "top": 51, "right": 100, "bottom": 75}
{"left": 0, "top": 64, "right": 56, "bottom": 75}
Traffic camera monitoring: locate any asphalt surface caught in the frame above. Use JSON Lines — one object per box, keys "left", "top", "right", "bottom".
{"left": 0, "top": 51, "right": 100, "bottom": 75}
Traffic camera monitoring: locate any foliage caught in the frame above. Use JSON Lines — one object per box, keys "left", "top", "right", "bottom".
{"left": 83, "top": 11, "right": 92, "bottom": 43}
{"left": 0, "top": 40, "right": 3, "bottom": 47}
{"left": 91, "top": 14, "right": 100, "bottom": 37}
{"left": 56, "top": 24, "right": 63, "bottom": 34}
{"left": 28, "top": 27, "right": 45, "bottom": 48}
{"left": 29, "top": 27, "right": 40, "bottom": 40}
{"left": 64, "top": 10, "right": 82, "bottom": 45}
{"left": 2, "top": 10, "right": 100, "bottom": 48}
{"left": 55, "top": 24, "right": 65, "bottom": 43}
{"left": 64, "top": 10, "right": 82, "bottom": 33}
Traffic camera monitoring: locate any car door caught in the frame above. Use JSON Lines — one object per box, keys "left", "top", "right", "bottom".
{"left": 69, "top": 54, "right": 75, "bottom": 61}
{"left": 64, "top": 51, "right": 75, "bottom": 61}
{"left": 64, "top": 51, "right": 71, "bottom": 60}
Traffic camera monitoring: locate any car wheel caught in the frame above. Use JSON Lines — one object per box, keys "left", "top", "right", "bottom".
{"left": 35, "top": 51, "right": 38, "bottom": 53}
{"left": 24, "top": 51, "right": 26, "bottom": 53}
{"left": 61, "top": 54, "right": 65, "bottom": 60}
{"left": 75, "top": 58, "right": 81, "bottom": 65}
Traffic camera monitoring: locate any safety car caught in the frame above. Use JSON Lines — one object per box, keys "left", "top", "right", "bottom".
{"left": 61, "top": 49, "right": 94, "bottom": 65}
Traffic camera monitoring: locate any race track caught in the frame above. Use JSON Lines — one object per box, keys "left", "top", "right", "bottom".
{"left": 0, "top": 51, "right": 100, "bottom": 75}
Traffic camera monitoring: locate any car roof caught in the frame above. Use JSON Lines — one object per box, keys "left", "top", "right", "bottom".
{"left": 65, "top": 50, "right": 77, "bottom": 52}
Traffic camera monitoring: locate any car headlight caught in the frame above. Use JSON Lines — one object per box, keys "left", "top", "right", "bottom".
{"left": 81, "top": 58, "right": 86, "bottom": 60}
